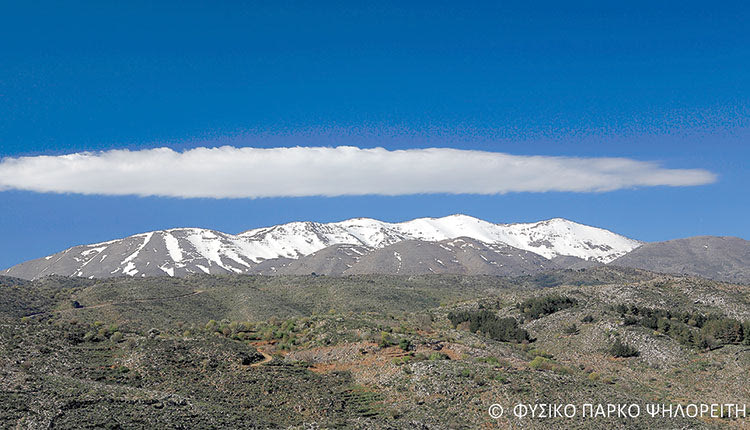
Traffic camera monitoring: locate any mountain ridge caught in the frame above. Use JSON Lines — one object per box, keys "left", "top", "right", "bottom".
{"left": 610, "top": 235, "right": 750, "bottom": 284}
{"left": 3, "top": 215, "right": 641, "bottom": 279}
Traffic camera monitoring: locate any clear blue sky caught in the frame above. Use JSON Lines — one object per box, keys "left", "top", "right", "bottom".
{"left": 1, "top": 1, "right": 749, "bottom": 269}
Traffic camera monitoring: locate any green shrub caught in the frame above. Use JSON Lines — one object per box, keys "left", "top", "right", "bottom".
{"left": 608, "top": 339, "right": 639, "bottom": 358}
{"left": 477, "top": 356, "right": 509, "bottom": 367}
{"left": 528, "top": 356, "right": 571, "bottom": 374}
{"left": 398, "top": 338, "right": 412, "bottom": 351}
{"left": 379, "top": 332, "right": 394, "bottom": 348}
{"left": 615, "top": 304, "right": 747, "bottom": 349}
{"left": 392, "top": 356, "right": 411, "bottom": 365}
{"left": 428, "top": 352, "right": 449, "bottom": 361}
{"left": 528, "top": 349, "right": 553, "bottom": 359}
{"left": 494, "top": 372, "right": 509, "bottom": 383}
{"left": 447, "top": 310, "right": 531, "bottom": 343}
{"left": 517, "top": 295, "right": 577, "bottom": 319}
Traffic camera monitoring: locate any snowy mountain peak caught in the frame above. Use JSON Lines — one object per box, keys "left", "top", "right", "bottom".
{"left": 3, "top": 215, "right": 641, "bottom": 279}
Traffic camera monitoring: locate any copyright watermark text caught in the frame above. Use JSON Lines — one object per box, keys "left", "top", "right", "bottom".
{"left": 487, "top": 402, "right": 746, "bottom": 420}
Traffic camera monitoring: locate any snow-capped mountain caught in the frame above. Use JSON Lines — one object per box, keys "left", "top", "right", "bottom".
{"left": 2, "top": 215, "right": 642, "bottom": 279}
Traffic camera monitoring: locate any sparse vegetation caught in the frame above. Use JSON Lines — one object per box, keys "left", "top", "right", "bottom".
{"left": 528, "top": 356, "right": 573, "bottom": 374}
{"left": 0, "top": 271, "right": 745, "bottom": 429}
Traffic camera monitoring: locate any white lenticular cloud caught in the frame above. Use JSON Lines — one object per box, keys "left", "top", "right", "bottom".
{"left": 0, "top": 146, "right": 716, "bottom": 198}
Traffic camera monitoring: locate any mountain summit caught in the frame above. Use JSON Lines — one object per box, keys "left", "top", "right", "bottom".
{"left": 3, "top": 215, "right": 641, "bottom": 280}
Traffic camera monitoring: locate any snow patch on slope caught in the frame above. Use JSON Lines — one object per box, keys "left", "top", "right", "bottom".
{"left": 163, "top": 232, "right": 183, "bottom": 263}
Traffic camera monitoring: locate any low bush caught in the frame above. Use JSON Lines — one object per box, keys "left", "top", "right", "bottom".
{"left": 608, "top": 339, "right": 639, "bottom": 358}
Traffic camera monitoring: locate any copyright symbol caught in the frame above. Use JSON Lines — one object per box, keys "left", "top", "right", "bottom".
{"left": 488, "top": 404, "right": 504, "bottom": 419}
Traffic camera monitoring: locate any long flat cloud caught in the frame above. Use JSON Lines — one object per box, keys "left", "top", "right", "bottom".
{"left": 0, "top": 146, "right": 716, "bottom": 198}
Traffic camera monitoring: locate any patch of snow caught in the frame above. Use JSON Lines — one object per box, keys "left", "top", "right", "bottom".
{"left": 159, "top": 265, "right": 175, "bottom": 277}
{"left": 163, "top": 232, "right": 183, "bottom": 263}
{"left": 121, "top": 232, "right": 154, "bottom": 265}
{"left": 122, "top": 261, "right": 138, "bottom": 276}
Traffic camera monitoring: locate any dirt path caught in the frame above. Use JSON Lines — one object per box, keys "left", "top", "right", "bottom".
{"left": 251, "top": 349, "right": 273, "bottom": 367}
{"left": 26, "top": 290, "right": 205, "bottom": 318}
{"left": 249, "top": 341, "right": 276, "bottom": 367}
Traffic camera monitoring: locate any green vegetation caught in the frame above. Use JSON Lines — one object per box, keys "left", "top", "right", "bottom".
{"left": 614, "top": 304, "right": 750, "bottom": 349}
{"left": 581, "top": 314, "right": 595, "bottom": 323}
{"left": 517, "top": 294, "right": 578, "bottom": 319}
{"left": 379, "top": 332, "right": 395, "bottom": 348}
{"left": 428, "top": 352, "right": 450, "bottom": 361}
{"left": 447, "top": 310, "right": 531, "bottom": 343}
{"left": 528, "top": 356, "right": 573, "bottom": 374}
{"left": 398, "top": 338, "right": 412, "bottom": 351}
{"left": 608, "top": 339, "right": 640, "bottom": 358}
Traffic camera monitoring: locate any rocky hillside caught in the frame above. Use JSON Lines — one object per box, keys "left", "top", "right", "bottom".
{"left": 610, "top": 236, "right": 750, "bottom": 284}
{"left": 253, "top": 238, "right": 555, "bottom": 276}
{"left": 1, "top": 271, "right": 747, "bottom": 428}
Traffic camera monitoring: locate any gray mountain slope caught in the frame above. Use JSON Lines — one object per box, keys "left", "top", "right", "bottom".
{"left": 3, "top": 229, "right": 255, "bottom": 280}
{"left": 343, "top": 237, "right": 554, "bottom": 276}
{"left": 551, "top": 255, "right": 603, "bottom": 270}
{"left": 252, "top": 244, "right": 374, "bottom": 275}
{"left": 250, "top": 257, "right": 295, "bottom": 275}
{"left": 609, "top": 236, "right": 750, "bottom": 284}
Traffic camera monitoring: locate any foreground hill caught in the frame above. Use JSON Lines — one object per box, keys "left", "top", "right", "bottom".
{"left": 0, "top": 270, "right": 748, "bottom": 428}
{"left": 611, "top": 236, "right": 750, "bottom": 284}
{"left": 2, "top": 215, "right": 641, "bottom": 279}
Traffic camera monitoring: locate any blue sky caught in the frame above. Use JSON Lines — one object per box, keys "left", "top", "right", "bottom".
{"left": 1, "top": 1, "right": 749, "bottom": 269}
